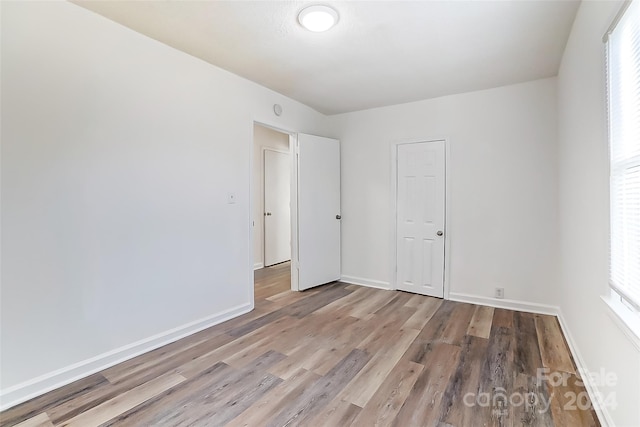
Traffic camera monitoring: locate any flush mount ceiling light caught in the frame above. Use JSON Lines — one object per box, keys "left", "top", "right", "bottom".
{"left": 298, "top": 5, "right": 339, "bottom": 32}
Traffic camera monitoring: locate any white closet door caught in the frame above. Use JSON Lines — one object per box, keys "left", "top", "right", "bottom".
{"left": 264, "top": 149, "right": 291, "bottom": 267}
{"left": 396, "top": 141, "right": 445, "bottom": 298}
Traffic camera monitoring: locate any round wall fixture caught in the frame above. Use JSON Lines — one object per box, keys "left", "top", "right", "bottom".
{"left": 273, "top": 104, "right": 283, "bottom": 116}
{"left": 298, "top": 5, "right": 339, "bottom": 32}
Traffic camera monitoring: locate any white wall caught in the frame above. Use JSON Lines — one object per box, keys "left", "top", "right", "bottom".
{"left": 557, "top": 1, "right": 640, "bottom": 425}
{"left": 252, "top": 124, "right": 289, "bottom": 269}
{"left": 0, "top": 1, "right": 327, "bottom": 407}
{"left": 329, "top": 78, "right": 559, "bottom": 307}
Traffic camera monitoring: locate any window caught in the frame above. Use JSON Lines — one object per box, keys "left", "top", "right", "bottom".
{"left": 605, "top": 0, "right": 640, "bottom": 320}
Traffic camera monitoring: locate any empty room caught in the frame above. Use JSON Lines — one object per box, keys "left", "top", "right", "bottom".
{"left": 1, "top": 0, "right": 639, "bottom": 426}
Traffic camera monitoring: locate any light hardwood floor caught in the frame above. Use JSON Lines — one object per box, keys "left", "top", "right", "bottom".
{"left": 1, "top": 262, "right": 599, "bottom": 426}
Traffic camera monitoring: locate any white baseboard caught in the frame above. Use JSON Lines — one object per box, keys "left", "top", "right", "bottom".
{"left": 339, "top": 275, "right": 392, "bottom": 290}
{"left": 253, "top": 262, "right": 264, "bottom": 270}
{"left": 556, "top": 310, "right": 614, "bottom": 427}
{"left": 448, "top": 292, "right": 560, "bottom": 316}
{"left": 0, "top": 302, "right": 253, "bottom": 412}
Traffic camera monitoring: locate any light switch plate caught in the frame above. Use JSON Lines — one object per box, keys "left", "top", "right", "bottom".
{"left": 227, "top": 192, "right": 236, "bottom": 204}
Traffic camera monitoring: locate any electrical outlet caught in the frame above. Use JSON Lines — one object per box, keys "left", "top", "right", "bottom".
{"left": 495, "top": 287, "right": 504, "bottom": 299}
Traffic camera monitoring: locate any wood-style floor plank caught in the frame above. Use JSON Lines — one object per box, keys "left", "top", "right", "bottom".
{"left": 514, "top": 311, "right": 545, "bottom": 377}
{"left": 58, "top": 373, "right": 185, "bottom": 427}
{"left": 264, "top": 348, "right": 370, "bottom": 427}
{"left": 226, "top": 368, "right": 320, "bottom": 427}
{"left": 440, "top": 302, "right": 476, "bottom": 345}
{"left": 0, "top": 374, "right": 108, "bottom": 427}
{"left": 439, "top": 335, "right": 489, "bottom": 427}
{"left": 480, "top": 323, "right": 515, "bottom": 426}
{"left": 467, "top": 305, "right": 495, "bottom": 339}
{"left": 12, "top": 414, "right": 53, "bottom": 427}
{"left": 535, "top": 314, "right": 576, "bottom": 375}
{"left": 392, "top": 342, "right": 462, "bottom": 426}
{"left": 0, "top": 261, "right": 599, "bottom": 427}
{"left": 403, "top": 297, "right": 442, "bottom": 330}
{"left": 548, "top": 373, "right": 599, "bottom": 427}
{"left": 352, "top": 359, "right": 423, "bottom": 426}
{"left": 340, "top": 328, "right": 419, "bottom": 408}
{"left": 306, "top": 397, "right": 362, "bottom": 426}
{"left": 512, "top": 372, "right": 555, "bottom": 426}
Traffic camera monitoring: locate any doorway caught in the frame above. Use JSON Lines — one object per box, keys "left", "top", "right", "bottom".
{"left": 251, "top": 123, "right": 342, "bottom": 300}
{"left": 394, "top": 140, "right": 446, "bottom": 298}
{"left": 252, "top": 124, "right": 291, "bottom": 270}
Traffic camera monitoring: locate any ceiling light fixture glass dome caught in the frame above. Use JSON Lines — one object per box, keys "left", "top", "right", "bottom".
{"left": 298, "top": 5, "right": 339, "bottom": 32}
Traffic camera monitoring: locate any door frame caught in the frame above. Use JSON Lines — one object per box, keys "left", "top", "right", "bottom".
{"left": 250, "top": 121, "right": 300, "bottom": 309}
{"left": 389, "top": 137, "right": 451, "bottom": 299}
{"left": 262, "top": 147, "right": 291, "bottom": 268}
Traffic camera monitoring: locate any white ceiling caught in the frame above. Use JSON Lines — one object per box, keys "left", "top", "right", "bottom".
{"left": 75, "top": 1, "right": 580, "bottom": 115}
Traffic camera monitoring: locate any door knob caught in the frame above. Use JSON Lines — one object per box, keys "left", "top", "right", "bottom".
{"left": 336, "top": 215, "right": 341, "bottom": 220}
{"left": 436, "top": 230, "right": 443, "bottom": 236}
{"left": 265, "top": 212, "right": 272, "bottom": 216}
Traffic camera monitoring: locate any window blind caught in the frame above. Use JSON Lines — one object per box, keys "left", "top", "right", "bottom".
{"left": 607, "top": 0, "right": 640, "bottom": 310}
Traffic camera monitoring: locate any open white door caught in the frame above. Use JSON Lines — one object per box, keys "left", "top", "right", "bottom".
{"left": 264, "top": 149, "right": 291, "bottom": 267}
{"left": 297, "top": 133, "right": 341, "bottom": 291}
{"left": 396, "top": 141, "right": 445, "bottom": 298}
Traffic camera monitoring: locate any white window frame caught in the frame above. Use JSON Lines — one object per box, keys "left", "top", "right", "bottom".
{"left": 602, "top": 290, "right": 640, "bottom": 350}
{"left": 603, "top": 0, "right": 640, "bottom": 349}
